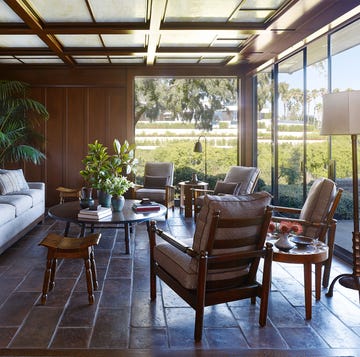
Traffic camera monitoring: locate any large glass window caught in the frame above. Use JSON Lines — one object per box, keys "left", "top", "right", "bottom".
{"left": 256, "top": 70, "right": 273, "bottom": 193}
{"left": 277, "top": 52, "right": 305, "bottom": 206}
{"left": 134, "top": 77, "right": 238, "bottom": 190}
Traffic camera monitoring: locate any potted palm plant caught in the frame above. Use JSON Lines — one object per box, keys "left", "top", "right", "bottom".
{"left": 0, "top": 80, "right": 49, "bottom": 167}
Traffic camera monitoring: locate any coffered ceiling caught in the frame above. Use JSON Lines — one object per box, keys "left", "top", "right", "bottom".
{"left": 0, "top": 0, "right": 359, "bottom": 69}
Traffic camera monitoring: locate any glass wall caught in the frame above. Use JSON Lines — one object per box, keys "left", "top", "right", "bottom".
{"left": 255, "top": 18, "right": 360, "bottom": 257}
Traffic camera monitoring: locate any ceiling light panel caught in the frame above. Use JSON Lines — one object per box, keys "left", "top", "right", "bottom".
{"left": 88, "top": 0, "right": 147, "bottom": 22}
{"left": 56, "top": 35, "right": 103, "bottom": 47}
{"left": 0, "top": 35, "right": 47, "bottom": 47}
{"left": 27, "top": 0, "right": 93, "bottom": 22}
{"left": 164, "top": 0, "right": 242, "bottom": 22}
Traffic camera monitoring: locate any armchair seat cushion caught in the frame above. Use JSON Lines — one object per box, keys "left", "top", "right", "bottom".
{"left": 135, "top": 188, "right": 166, "bottom": 203}
{"left": 154, "top": 239, "right": 250, "bottom": 290}
{"left": 154, "top": 240, "right": 197, "bottom": 289}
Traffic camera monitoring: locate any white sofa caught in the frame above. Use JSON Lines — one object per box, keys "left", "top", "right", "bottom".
{"left": 0, "top": 181, "right": 45, "bottom": 254}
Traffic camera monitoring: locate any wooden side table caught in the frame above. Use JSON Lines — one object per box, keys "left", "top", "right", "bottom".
{"left": 268, "top": 236, "right": 328, "bottom": 320}
{"left": 178, "top": 181, "right": 208, "bottom": 218}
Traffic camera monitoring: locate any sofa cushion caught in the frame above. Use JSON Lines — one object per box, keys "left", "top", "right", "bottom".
{"left": 0, "top": 204, "right": 16, "bottom": 225}
{"left": 7, "top": 188, "right": 44, "bottom": 206}
{"left": 0, "top": 195, "right": 32, "bottom": 216}
{"left": 0, "top": 169, "right": 29, "bottom": 194}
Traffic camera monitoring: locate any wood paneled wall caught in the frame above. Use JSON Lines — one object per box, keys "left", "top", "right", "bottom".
{"left": 0, "top": 66, "right": 250, "bottom": 206}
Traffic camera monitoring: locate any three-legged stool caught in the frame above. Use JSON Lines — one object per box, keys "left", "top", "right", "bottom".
{"left": 39, "top": 232, "right": 101, "bottom": 304}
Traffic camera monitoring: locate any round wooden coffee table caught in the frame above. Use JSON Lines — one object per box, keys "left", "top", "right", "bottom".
{"left": 267, "top": 236, "right": 328, "bottom": 320}
{"left": 48, "top": 200, "right": 167, "bottom": 254}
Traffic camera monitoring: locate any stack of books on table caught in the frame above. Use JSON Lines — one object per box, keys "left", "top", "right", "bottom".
{"left": 132, "top": 201, "right": 160, "bottom": 213}
{"left": 78, "top": 206, "right": 112, "bottom": 220}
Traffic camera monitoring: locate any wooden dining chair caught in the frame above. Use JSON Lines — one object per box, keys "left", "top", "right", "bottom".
{"left": 149, "top": 192, "right": 273, "bottom": 341}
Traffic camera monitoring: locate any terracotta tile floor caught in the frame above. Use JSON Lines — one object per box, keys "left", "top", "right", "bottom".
{"left": 0, "top": 207, "right": 359, "bottom": 356}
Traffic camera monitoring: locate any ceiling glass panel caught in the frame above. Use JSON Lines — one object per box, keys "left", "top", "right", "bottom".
{"left": 110, "top": 56, "right": 145, "bottom": 63}
{"left": 200, "top": 57, "right": 228, "bottom": 63}
{"left": 28, "top": 0, "right": 92, "bottom": 22}
{"left": 74, "top": 56, "right": 110, "bottom": 63}
{"left": 160, "top": 32, "right": 215, "bottom": 47}
{"left": 164, "top": 0, "right": 241, "bottom": 22}
{"left": 0, "top": 57, "right": 21, "bottom": 64}
{"left": 102, "top": 34, "right": 146, "bottom": 47}
{"left": 212, "top": 39, "right": 244, "bottom": 47}
{"left": 231, "top": 10, "right": 274, "bottom": 22}
{"left": 19, "top": 57, "right": 63, "bottom": 64}
{"left": 241, "top": 0, "right": 288, "bottom": 9}
{"left": 0, "top": 2, "right": 23, "bottom": 22}
{"left": 89, "top": 0, "right": 147, "bottom": 22}
{"left": 0, "top": 35, "right": 47, "bottom": 47}
{"left": 156, "top": 57, "right": 199, "bottom": 64}
{"left": 56, "top": 35, "right": 103, "bottom": 47}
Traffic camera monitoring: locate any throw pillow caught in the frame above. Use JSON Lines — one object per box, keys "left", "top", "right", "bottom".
{"left": 213, "top": 181, "right": 240, "bottom": 195}
{"left": 144, "top": 175, "right": 168, "bottom": 189}
{"left": 0, "top": 169, "right": 29, "bottom": 195}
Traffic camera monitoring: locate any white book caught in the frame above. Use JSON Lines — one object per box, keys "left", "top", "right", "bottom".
{"left": 78, "top": 206, "right": 112, "bottom": 218}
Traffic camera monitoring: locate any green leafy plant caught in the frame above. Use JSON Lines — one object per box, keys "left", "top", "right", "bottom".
{"left": 80, "top": 139, "right": 137, "bottom": 192}
{"left": 0, "top": 80, "right": 49, "bottom": 167}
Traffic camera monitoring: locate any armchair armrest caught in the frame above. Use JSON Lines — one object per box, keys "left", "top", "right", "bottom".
{"left": 272, "top": 205, "right": 301, "bottom": 215}
{"left": 191, "top": 188, "right": 214, "bottom": 200}
{"left": 149, "top": 221, "right": 197, "bottom": 257}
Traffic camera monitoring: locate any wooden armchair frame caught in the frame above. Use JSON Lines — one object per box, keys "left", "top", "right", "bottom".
{"left": 149, "top": 205, "right": 273, "bottom": 341}
{"left": 271, "top": 187, "right": 343, "bottom": 288}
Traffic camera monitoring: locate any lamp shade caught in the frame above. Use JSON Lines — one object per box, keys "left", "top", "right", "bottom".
{"left": 321, "top": 90, "right": 360, "bottom": 135}
{"left": 194, "top": 141, "right": 203, "bottom": 153}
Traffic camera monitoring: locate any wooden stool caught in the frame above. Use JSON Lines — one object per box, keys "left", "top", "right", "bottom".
{"left": 39, "top": 232, "right": 101, "bottom": 304}
{"left": 56, "top": 186, "right": 81, "bottom": 204}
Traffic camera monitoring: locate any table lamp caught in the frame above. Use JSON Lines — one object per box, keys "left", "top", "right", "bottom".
{"left": 321, "top": 90, "right": 360, "bottom": 300}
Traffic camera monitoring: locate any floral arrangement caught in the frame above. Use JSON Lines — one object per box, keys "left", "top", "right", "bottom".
{"left": 100, "top": 176, "right": 134, "bottom": 197}
{"left": 268, "top": 221, "right": 303, "bottom": 236}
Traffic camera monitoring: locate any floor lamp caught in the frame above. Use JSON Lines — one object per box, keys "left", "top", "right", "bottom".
{"left": 194, "top": 135, "right": 207, "bottom": 180}
{"left": 321, "top": 91, "right": 360, "bottom": 301}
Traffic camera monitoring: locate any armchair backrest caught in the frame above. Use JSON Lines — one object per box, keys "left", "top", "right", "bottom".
{"left": 191, "top": 192, "right": 272, "bottom": 275}
{"left": 299, "top": 178, "right": 337, "bottom": 237}
{"left": 143, "top": 162, "right": 174, "bottom": 187}
{"left": 223, "top": 166, "right": 260, "bottom": 195}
